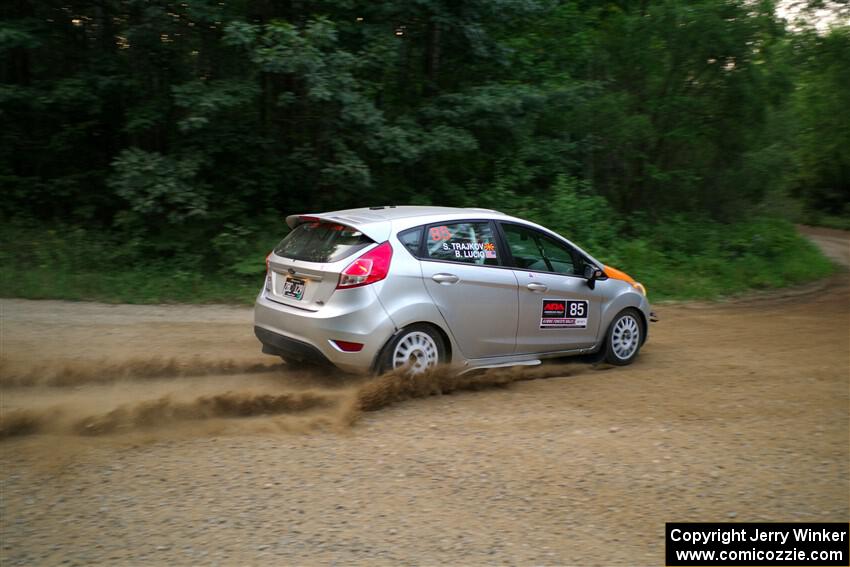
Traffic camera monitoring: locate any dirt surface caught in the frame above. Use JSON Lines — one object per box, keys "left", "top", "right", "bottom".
{"left": 1, "top": 228, "right": 848, "bottom": 566}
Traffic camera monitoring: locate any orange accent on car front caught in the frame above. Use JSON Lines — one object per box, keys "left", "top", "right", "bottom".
{"left": 603, "top": 265, "right": 637, "bottom": 284}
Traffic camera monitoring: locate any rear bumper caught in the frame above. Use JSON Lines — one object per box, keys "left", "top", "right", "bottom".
{"left": 254, "top": 326, "right": 331, "bottom": 366}
{"left": 253, "top": 287, "right": 396, "bottom": 374}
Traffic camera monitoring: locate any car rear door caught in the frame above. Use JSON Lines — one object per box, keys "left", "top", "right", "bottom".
{"left": 417, "top": 220, "right": 519, "bottom": 360}
{"left": 498, "top": 222, "right": 602, "bottom": 353}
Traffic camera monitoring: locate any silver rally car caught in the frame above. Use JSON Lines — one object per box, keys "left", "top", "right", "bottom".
{"left": 254, "top": 206, "right": 654, "bottom": 375}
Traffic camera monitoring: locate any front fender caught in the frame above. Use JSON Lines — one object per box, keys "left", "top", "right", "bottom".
{"left": 596, "top": 279, "right": 652, "bottom": 345}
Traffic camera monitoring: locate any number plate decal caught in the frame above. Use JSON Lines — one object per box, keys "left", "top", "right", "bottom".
{"left": 540, "top": 299, "right": 588, "bottom": 329}
{"left": 282, "top": 277, "right": 306, "bottom": 300}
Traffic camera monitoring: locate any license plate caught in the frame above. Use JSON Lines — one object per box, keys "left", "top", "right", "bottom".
{"left": 282, "top": 277, "right": 305, "bottom": 300}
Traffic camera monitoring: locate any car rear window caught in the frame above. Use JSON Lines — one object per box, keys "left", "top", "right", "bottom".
{"left": 274, "top": 221, "right": 373, "bottom": 263}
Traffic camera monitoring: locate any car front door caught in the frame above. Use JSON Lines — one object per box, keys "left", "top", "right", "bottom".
{"left": 418, "top": 220, "right": 519, "bottom": 360}
{"left": 499, "top": 222, "right": 602, "bottom": 354}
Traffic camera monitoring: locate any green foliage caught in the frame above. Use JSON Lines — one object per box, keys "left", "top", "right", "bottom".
{"left": 0, "top": 0, "right": 845, "bottom": 304}
{"left": 787, "top": 27, "right": 850, "bottom": 216}
{"left": 3, "top": 0, "right": 820, "bottom": 228}
{"left": 600, "top": 217, "right": 835, "bottom": 300}
{"left": 473, "top": 174, "right": 622, "bottom": 252}
{"left": 0, "top": 221, "right": 268, "bottom": 305}
{"left": 0, "top": 27, "right": 39, "bottom": 56}
{"left": 172, "top": 79, "right": 260, "bottom": 132}
{"left": 800, "top": 209, "right": 850, "bottom": 231}
{"left": 211, "top": 223, "right": 284, "bottom": 276}
{"left": 0, "top": 217, "right": 832, "bottom": 305}
{"left": 109, "top": 149, "right": 209, "bottom": 223}
{"left": 522, "top": 175, "right": 623, "bottom": 252}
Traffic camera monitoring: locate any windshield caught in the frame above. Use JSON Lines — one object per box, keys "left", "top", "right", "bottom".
{"left": 273, "top": 221, "right": 373, "bottom": 263}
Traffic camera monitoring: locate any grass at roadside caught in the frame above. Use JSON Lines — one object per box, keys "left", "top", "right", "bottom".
{"left": 599, "top": 216, "right": 837, "bottom": 301}
{"left": 0, "top": 217, "right": 836, "bottom": 305}
{"left": 800, "top": 210, "right": 850, "bottom": 231}
{"left": 0, "top": 223, "right": 269, "bottom": 305}
{"left": 0, "top": 267, "right": 261, "bottom": 304}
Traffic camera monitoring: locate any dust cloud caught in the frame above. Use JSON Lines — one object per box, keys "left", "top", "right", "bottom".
{"left": 0, "top": 359, "right": 587, "bottom": 441}
{"left": 0, "top": 357, "right": 279, "bottom": 388}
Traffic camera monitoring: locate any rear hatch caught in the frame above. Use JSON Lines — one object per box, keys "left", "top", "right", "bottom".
{"left": 265, "top": 219, "right": 375, "bottom": 311}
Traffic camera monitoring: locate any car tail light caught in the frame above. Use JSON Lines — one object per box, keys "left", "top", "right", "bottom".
{"left": 265, "top": 252, "right": 273, "bottom": 291}
{"left": 337, "top": 241, "right": 393, "bottom": 289}
{"left": 332, "top": 340, "right": 364, "bottom": 352}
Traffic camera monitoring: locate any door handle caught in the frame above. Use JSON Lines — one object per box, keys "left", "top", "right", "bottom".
{"left": 432, "top": 273, "right": 460, "bottom": 285}
{"left": 526, "top": 282, "right": 548, "bottom": 292}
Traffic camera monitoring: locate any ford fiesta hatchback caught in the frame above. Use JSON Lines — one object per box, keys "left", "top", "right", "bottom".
{"left": 254, "top": 206, "right": 655, "bottom": 375}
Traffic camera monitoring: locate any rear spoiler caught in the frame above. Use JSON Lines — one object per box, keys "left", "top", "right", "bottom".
{"left": 285, "top": 213, "right": 391, "bottom": 243}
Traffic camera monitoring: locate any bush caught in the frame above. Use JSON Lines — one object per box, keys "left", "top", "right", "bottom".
{"left": 599, "top": 217, "right": 834, "bottom": 300}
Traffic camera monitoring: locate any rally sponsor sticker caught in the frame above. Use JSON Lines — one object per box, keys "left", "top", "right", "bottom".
{"left": 541, "top": 299, "right": 588, "bottom": 329}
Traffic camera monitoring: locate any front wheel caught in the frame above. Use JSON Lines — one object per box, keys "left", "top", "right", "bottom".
{"left": 378, "top": 324, "right": 445, "bottom": 375}
{"left": 602, "top": 309, "right": 644, "bottom": 365}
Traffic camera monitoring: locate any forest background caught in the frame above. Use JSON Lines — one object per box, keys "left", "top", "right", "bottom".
{"left": 1, "top": 0, "right": 848, "bottom": 303}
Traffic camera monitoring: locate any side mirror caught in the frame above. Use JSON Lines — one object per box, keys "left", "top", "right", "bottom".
{"left": 583, "top": 264, "right": 605, "bottom": 289}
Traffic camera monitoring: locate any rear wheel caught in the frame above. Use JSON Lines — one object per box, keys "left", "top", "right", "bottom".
{"left": 378, "top": 324, "right": 445, "bottom": 375}
{"left": 602, "top": 309, "right": 643, "bottom": 365}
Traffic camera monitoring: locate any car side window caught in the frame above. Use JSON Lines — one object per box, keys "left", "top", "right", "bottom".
{"left": 425, "top": 221, "right": 500, "bottom": 266}
{"left": 501, "top": 223, "right": 580, "bottom": 276}
{"left": 397, "top": 227, "right": 423, "bottom": 256}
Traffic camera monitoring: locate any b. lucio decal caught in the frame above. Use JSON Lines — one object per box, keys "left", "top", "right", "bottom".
{"left": 429, "top": 225, "right": 498, "bottom": 261}
{"left": 438, "top": 240, "right": 497, "bottom": 261}
{"left": 540, "top": 299, "right": 589, "bottom": 329}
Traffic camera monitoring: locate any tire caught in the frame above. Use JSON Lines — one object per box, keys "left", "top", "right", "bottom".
{"left": 377, "top": 324, "right": 445, "bottom": 375}
{"left": 602, "top": 308, "right": 644, "bottom": 366}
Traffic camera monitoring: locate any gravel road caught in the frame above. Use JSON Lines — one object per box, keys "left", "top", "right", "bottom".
{"left": 1, "top": 228, "right": 848, "bottom": 566}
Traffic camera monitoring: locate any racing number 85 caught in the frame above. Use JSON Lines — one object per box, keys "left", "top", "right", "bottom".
{"left": 429, "top": 226, "right": 452, "bottom": 241}
{"left": 569, "top": 302, "right": 586, "bottom": 317}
